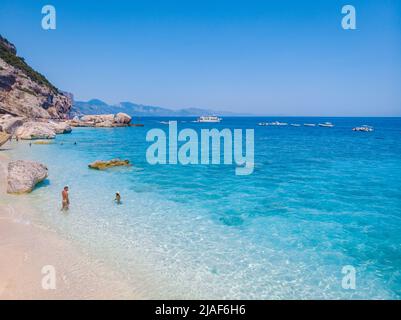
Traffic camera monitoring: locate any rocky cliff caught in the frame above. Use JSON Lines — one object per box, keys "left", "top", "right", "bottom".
{"left": 0, "top": 35, "right": 72, "bottom": 119}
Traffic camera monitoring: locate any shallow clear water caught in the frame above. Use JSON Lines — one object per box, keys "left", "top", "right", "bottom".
{"left": 2, "top": 117, "right": 401, "bottom": 299}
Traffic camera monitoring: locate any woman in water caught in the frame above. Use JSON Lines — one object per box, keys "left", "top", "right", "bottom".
{"left": 115, "top": 192, "right": 122, "bottom": 205}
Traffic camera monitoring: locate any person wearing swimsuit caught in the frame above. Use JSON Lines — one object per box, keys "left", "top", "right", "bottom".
{"left": 62, "top": 186, "right": 70, "bottom": 211}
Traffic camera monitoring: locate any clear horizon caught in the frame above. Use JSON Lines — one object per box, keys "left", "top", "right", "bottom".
{"left": 1, "top": 0, "right": 400, "bottom": 116}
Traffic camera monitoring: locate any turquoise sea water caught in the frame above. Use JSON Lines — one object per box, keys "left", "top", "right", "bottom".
{"left": 2, "top": 117, "right": 401, "bottom": 299}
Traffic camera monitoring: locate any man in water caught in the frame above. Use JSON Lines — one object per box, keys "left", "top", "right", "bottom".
{"left": 62, "top": 186, "right": 70, "bottom": 210}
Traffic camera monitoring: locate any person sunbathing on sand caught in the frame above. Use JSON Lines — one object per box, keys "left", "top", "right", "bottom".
{"left": 62, "top": 186, "right": 70, "bottom": 210}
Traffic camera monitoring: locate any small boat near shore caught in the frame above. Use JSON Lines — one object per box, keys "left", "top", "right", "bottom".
{"left": 353, "top": 125, "right": 374, "bottom": 132}
{"left": 318, "top": 122, "right": 334, "bottom": 128}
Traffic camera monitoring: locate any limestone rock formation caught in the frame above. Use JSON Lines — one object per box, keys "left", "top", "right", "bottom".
{"left": 69, "top": 113, "right": 132, "bottom": 128}
{"left": 47, "top": 121, "right": 72, "bottom": 134}
{"left": 0, "top": 114, "right": 24, "bottom": 134}
{"left": 7, "top": 160, "right": 48, "bottom": 194}
{"left": 15, "top": 121, "right": 57, "bottom": 140}
{"left": 0, "top": 35, "right": 72, "bottom": 119}
{"left": 114, "top": 113, "right": 131, "bottom": 124}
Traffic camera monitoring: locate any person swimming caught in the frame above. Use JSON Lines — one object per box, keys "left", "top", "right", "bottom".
{"left": 62, "top": 186, "right": 70, "bottom": 210}
{"left": 115, "top": 192, "right": 122, "bottom": 205}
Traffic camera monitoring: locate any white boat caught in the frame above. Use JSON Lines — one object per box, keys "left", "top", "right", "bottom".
{"left": 353, "top": 125, "right": 374, "bottom": 132}
{"left": 196, "top": 116, "right": 222, "bottom": 123}
{"left": 258, "top": 122, "right": 268, "bottom": 126}
{"left": 304, "top": 123, "right": 316, "bottom": 127}
{"left": 318, "top": 122, "right": 334, "bottom": 128}
{"left": 269, "top": 121, "right": 288, "bottom": 126}
{"left": 290, "top": 124, "right": 301, "bottom": 127}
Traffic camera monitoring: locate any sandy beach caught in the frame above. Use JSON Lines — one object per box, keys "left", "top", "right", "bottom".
{"left": 0, "top": 150, "right": 135, "bottom": 300}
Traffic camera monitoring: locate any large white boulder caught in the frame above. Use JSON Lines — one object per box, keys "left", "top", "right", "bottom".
{"left": 15, "top": 122, "right": 56, "bottom": 140}
{"left": 7, "top": 160, "right": 48, "bottom": 194}
{"left": 114, "top": 113, "right": 131, "bottom": 124}
{"left": 48, "top": 121, "right": 72, "bottom": 134}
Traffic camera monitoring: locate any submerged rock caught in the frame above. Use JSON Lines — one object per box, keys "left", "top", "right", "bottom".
{"left": 88, "top": 159, "right": 131, "bottom": 170}
{"left": 33, "top": 140, "right": 54, "bottom": 145}
{"left": 7, "top": 160, "right": 48, "bottom": 194}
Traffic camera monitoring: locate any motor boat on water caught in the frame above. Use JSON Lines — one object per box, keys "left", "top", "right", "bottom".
{"left": 318, "top": 122, "right": 335, "bottom": 128}
{"left": 353, "top": 125, "right": 374, "bottom": 132}
{"left": 269, "top": 121, "right": 288, "bottom": 126}
{"left": 196, "top": 116, "right": 222, "bottom": 123}
{"left": 258, "top": 121, "right": 288, "bottom": 126}
{"left": 304, "top": 123, "right": 316, "bottom": 127}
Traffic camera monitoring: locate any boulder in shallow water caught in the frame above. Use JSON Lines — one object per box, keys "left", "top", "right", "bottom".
{"left": 48, "top": 121, "right": 72, "bottom": 134}
{"left": 15, "top": 121, "right": 56, "bottom": 140}
{"left": 7, "top": 160, "right": 48, "bottom": 194}
{"left": 88, "top": 159, "right": 131, "bottom": 170}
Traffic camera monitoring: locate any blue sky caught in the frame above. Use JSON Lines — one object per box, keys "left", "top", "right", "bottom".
{"left": 1, "top": 0, "right": 400, "bottom": 115}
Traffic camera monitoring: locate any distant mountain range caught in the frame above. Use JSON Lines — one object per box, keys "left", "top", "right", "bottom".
{"left": 71, "top": 99, "right": 246, "bottom": 117}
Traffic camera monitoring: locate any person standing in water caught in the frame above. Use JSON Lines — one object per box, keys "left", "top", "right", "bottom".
{"left": 62, "top": 186, "right": 70, "bottom": 210}
{"left": 115, "top": 192, "right": 121, "bottom": 205}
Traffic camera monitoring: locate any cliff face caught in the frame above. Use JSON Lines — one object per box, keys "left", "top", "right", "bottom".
{"left": 0, "top": 35, "right": 72, "bottom": 119}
